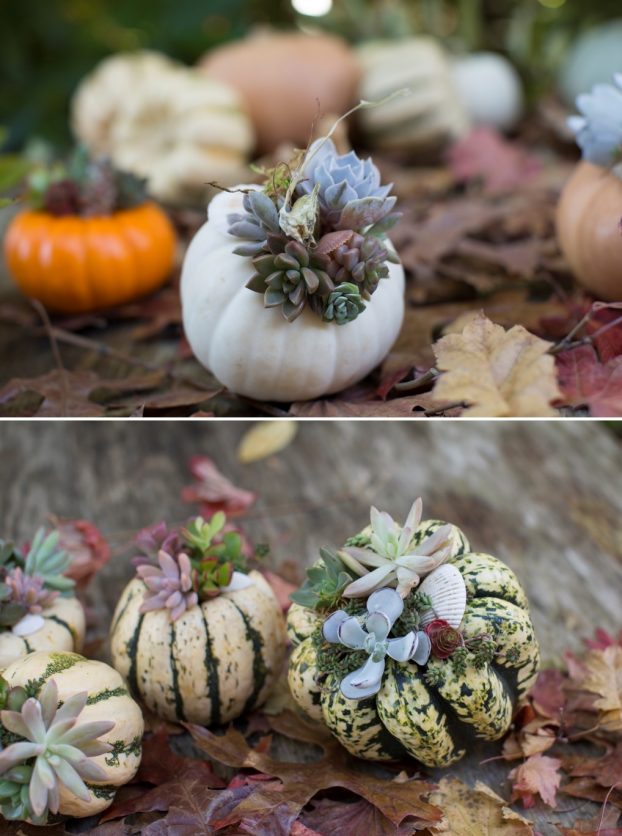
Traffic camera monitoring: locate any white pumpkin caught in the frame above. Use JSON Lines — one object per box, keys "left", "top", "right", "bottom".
{"left": 109, "top": 570, "right": 286, "bottom": 725}
{"left": 356, "top": 38, "right": 469, "bottom": 155}
{"left": 181, "top": 188, "right": 405, "bottom": 402}
{"left": 1, "top": 651, "right": 144, "bottom": 818}
{"left": 0, "top": 596, "right": 85, "bottom": 671}
{"left": 71, "top": 50, "right": 255, "bottom": 205}
{"left": 451, "top": 52, "right": 524, "bottom": 132}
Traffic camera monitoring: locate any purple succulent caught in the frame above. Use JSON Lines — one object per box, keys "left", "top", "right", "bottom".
{"left": 133, "top": 522, "right": 181, "bottom": 569}
{"left": 297, "top": 139, "right": 399, "bottom": 232}
{"left": 4, "top": 568, "right": 58, "bottom": 614}
{"left": 137, "top": 550, "right": 198, "bottom": 621}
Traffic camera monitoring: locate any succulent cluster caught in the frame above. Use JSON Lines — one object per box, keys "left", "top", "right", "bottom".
{"left": 0, "top": 530, "right": 74, "bottom": 633}
{"left": 135, "top": 512, "right": 257, "bottom": 621}
{"left": 0, "top": 678, "right": 113, "bottom": 823}
{"left": 227, "top": 138, "right": 400, "bottom": 324}
{"left": 28, "top": 148, "right": 147, "bottom": 217}
{"left": 568, "top": 73, "right": 622, "bottom": 169}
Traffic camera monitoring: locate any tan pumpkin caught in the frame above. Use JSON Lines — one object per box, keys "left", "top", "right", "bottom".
{"left": 200, "top": 31, "right": 361, "bottom": 154}
{"left": 556, "top": 161, "right": 622, "bottom": 300}
{"left": 0, "top": 651, "right": 143, "bottom": 820}
{"left": 72, "top": 50, "right": 254, "bottom": 205}
{"left": 110, "top": 570, "right": 286, "bottom": 725}
{"left": 356, "top": 38, "right": 469, "bottom": 156}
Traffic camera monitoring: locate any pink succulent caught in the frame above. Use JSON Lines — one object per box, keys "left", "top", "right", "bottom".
{"left": 5, "top": 568, "right": 58, "bottom": 614}
{"left": 137, "top": 550, "right": 198, "bottom": 621}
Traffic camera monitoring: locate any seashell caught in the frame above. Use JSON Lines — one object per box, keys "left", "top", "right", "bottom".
{"left": 12, "top": 613, "right": 45, "bottom": 637}
{"left": 418, "top": 564, "right": 466, "bottom": 629}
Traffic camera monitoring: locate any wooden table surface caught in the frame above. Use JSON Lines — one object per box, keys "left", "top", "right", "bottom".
{"left": 1, "top": 419, "right": 621, "bottom": 833}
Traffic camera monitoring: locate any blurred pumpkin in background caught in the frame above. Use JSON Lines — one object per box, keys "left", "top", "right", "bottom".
{"left": 71, "top": 51, "right": 254, "bottom": 206}
{"left": 4, "top": 154, "right": 176, "bottom": 314}
{"left": 355, "top": 38, "right": 469, "bottom": 158}
{"left": 199, "top": 31, "right": 360, "bottom": 154}
{"left": 557, "top": 74, "right": 622, "bottom": 300}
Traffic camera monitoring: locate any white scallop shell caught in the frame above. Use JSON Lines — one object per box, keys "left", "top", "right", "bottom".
{"left": 418, "top": 564, "right": 467, "bottom": 629}
{"left": 12, "top": 613, "right": 45, "bottom": 637}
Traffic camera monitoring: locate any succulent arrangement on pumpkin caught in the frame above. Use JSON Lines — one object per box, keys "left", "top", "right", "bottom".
{"left": 110, "top": 512, "right": 286, "bottom": 725}
{"left": 287, "top": 498, "right": 540, "bottom": 767}
{"left": 557, "top": 72, "right": 622, "bottom": 301}
{"left": 3, "top": 149, "right": 176, "bottom": 315}
{"left": 228, "top": 138, "right": 401, "bottom": 324}
{"left": 0, "top": 529, "right": 85, "bottom": 670}
{"left": 0, "top": 651, "right": 143, "bottom": 823}
{"left": 181, "top": 124, "right": 407, "bottom": 402}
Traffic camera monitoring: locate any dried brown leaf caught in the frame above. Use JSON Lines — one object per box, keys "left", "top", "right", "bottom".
{"left": 432, "top": 313, "right": 560, "bottom": 416}
{"left": 428, "top": 778, "right": 533, "bottom": 835}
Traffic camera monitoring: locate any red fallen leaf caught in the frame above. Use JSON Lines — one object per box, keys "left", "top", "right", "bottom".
{"left": 556, "top": 345, "right": 622, "bottom": 416}
{"left": 100, "top": 761, "right": 250, "bottom": 825}
{"left": 585, "top": 628, "right": 622, "bottom": 651}
{"left": 568, "top": 741, "right": 622, "bottom": 790}
{"left": 49, "top": 517, "right": 110, "bottom": 588}
{"left": 530, "top": 669, "right": 567, "bottom": 721}
{"left": 587, "top": 306, "right": 622, "bottom": 363}
{"left": 447, "top": 127, "right": 540, "bottom": 195}
{"left": 301, "top": 797, "right": 415, "bottom": 835}
{"left": 181, "top": 455, "right": 256, "bottom": 517}
{"left": 261, "top": 569, "right": 296, "bottom": 612}
{"left": 509, "top": 754, "right": 562, "bottom": 808}
{"left": 136, "top": 729, "right": 225, "bottom": 788}
{"left": 184, "top": 722, "right": 442, "bottom": 829}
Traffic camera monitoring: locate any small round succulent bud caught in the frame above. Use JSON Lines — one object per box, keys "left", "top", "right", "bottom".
{"left": 322, "top": 282, "right": 366, "bottom": 325}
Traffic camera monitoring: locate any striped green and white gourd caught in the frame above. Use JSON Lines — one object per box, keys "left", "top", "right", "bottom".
{"left": 356, "top": 38, "right": 469, "bottom": 155}
{"left": 287, "top": 520, "right": 540, "bottom": 768}
{"left": 1, "top": 650, "right": 143, "bottom": 818}
{"left": 0, "top": 597, "right": 85, "bottom": 671}
{"left": 110, "top": 569, "right": 286, "bottom": 724}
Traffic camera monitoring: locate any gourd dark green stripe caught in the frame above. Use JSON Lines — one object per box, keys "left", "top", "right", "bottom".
{"left": 126, "top": 614, "right": 144, "bottom": 700}
{"left": 23, "top": 638, "right": 33, "bottom": 653}
{"left": 46, "top": 614, "right": 75, "bottom": 642}
{"left": 169, "top": 622, "right": 185, "bottom": 722}
{"left": 111, "top": 587, "right": 136, "bottom": 635}
{"left": 230, "top": 602, "right": 268, "bottom": 715}
{"left": 200, "top": 606, "right": 220, "bottom": 726}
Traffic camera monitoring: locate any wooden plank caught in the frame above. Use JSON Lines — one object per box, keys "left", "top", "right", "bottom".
{"left": 0, "top": 420, "right": 620, "bottom": 833}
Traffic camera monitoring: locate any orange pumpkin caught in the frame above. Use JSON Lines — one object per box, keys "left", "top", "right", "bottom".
{"left": 556, "top": 161, "right": 622, "bottom": 300}
{"left": 4, "top": 201, "right": 176, "bottom": 314}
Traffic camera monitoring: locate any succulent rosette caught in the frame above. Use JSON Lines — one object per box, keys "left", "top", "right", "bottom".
{"left": 568, "top": 73, "right": 622, "bottom": 169}
{"left": 226, "top": 137, "right": 401, "bottom": 325}
{"left": 287, "top": 498, "right": 540, "bottom": 768}
{"left": 0, "top": 528, "right": 86, "bottom": 669}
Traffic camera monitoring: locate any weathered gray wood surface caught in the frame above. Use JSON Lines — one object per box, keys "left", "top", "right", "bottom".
{"left": 1, "top": 420, "right": 621, "bottom": 833}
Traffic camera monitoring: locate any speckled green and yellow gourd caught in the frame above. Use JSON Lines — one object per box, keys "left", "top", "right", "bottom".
{"left": 109, "top": 570, "right": 286, "bottom": 725}
{"left": 287, "top": 520, "right": 540, "bottom": 768}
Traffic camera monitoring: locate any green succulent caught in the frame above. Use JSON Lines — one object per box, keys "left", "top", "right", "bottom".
{"left": 182, "top": 514, "right": 247, "bottom": 574}
{"left": 290, "top": 548, "right": 354, "bottom": 612}
{"left": 322, "top": 282, "right": 366, "bottom": 325}
{"left": 246, "top": 240, "right": 335, "bottom": 323}
{"left": 0, "top": 678, "right": 114, "bottom": 823}
{"left": 24, "top": 529, "right": 74, "bottom": 594}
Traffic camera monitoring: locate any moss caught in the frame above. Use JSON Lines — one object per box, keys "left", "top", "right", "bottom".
{"left": 24, "top": 652, "right": 82, "bottom": 698}
{"left": 104, "top": 735, "right": 142, "bottom": 767}
{"left": 311, "top": 628, "right": 367, "bottom": 679}
{"left": 86, "top": 686, "right": 128, "bottom": 705}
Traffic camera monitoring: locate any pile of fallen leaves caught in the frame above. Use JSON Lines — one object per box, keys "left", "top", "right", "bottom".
{"left": 3, "top": 455, "right": 617, "bottom": 835}
{"left": 2, "top": 124, "right": 622, "bottom": 417}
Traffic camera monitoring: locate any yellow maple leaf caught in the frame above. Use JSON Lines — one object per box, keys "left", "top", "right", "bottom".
{"left": 432, "top": 313, "right": 561, "bottom": 417}
{"left": 429, "top": 778, "right": 533, "bottom": 835}
{"left": 581, "top": 646, "right": 622, "bottom": 732}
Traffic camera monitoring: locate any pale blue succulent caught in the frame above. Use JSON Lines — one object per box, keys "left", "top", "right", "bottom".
{"left": 298, "top": 139, "right": 399, "bottom": 233}
{"left": 322, "top": 588, "right": 431, "bottom": 701}
{"left": 568, "top": 74, "right": 622, "bottom": 167}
